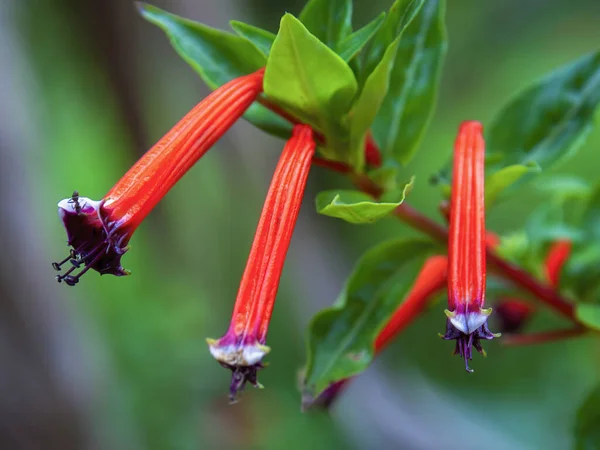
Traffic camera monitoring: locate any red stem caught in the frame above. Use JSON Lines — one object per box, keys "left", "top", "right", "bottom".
{"left": 502, "top": 327, "right": 586, "bottom": 346}
{"left": 258, "top": 93, "right": 577, "bottom": 324}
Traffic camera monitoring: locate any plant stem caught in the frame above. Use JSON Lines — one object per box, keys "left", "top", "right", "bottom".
{"left": 258, "top": 95, "right": 578, "bottom": 324}
{"left": 502, "top": 327, "right": 586, "bottom": 346}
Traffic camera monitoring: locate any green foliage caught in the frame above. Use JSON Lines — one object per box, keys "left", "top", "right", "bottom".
{"left": 487, "top": 51, "right": 600, "bottom": 170}
{"left": 230, "top": 20, "right": 276, "bottom": 57}
{"left": 348, "top": 37, "right": 400, "bottom": 169}
{"left": 337, "top": 13, "right": 385, "bottom": 62}
{"left": 575, "top": 384, "right": 600, "bottom": 449}
{"left": 484, "top": 161, "right": 540, "bottom": 206}
{"left": 299, "top": 0, "right": 352, "bottom": 49}
{"left": 358, "top": 0, "right": 424, "bottom": 83}
{"left": 138, "top": 3, "right": 291, "bottom": 137}
{"left": 575, "top": 304, "right": 600, "bottom": 330}
{"left": 264, "top": 13, "right": 358, "bottom": 162}
{"left": 315, "top": 182, "right": 409, "bottom": 224}
{"left": 302, "top": 238, "right": 435, "bottom": 401}
{"left": 370, "top": 0, "right": 447, "bottom": 166}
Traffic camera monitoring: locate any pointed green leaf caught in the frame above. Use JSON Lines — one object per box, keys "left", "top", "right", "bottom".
{"left": 575, "top": 304, "right": 600, "bottom": 330}
{"left": 316, "top": 186, "right": 406, "bottom": 225}
{"left": 485, "top": 161, "right": 540, "bottom": 207}
{"left": 337, "top": 13, "right": 385, "bottom": 62}
{"left": 487, "top": 51, "right": 600, "bottom": 170}
{"left": 575, "top": 384, "right": 600, "bottom": 450}
{"left": 264, "top": 14, "right": 358, "bottom": 162}
{"left": 230, "top": 20, "right": 276, "bottom": 57}
{"left": 138, "top": 3, "right": 291, "bottom": 138}
{"left": 302, "top": 238, "right": 435, "bottom": 401}
{"left": 360, "top": 0, "right": 424, "bottom": 83}
{"left": 299, "top": 0, "right": 352, "bottom": 49}
{"left": 348, "top": 38, "right": 400, "bottom": 169}
{"left": 371, "top": 0, "right": 447, "bottom": 166}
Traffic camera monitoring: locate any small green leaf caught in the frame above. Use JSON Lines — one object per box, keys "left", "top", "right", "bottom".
{"left": 487, "top": 51, "right": 600, "bottom": 170}
{"left": 337, "top": 13, "right": 385, "bottom": 62}
{"left": 485, "top": 161, "right": 540, "bottom": 207}
{"left": 371, "top": 0, "right": 447, "bottom": 166}
{"left": 316, "top": 180, "right": 411, "bottom": 224}
{"left": 299, "top": 0, "right": 352, "bottom": 49}
{"left": 138, "top": 3, "right": 291, "bottom": 137}
{"left": 265, "top": 14, "right": 358, "bottom": 162}
{"left": 360, "top": 0, "right": 425, "bottom": 83}
{"left": 575, "top": 384, "right": 600, "bottom": 450}
{"left": 575, "top": 304, "right": 600, "bottom": 330}
{"left": 349, "top": 37, "right": 400, "bottom": 170}
{"left": 230, "top": 20, "right": 276, "bottom": 57}
{"left": 303, "top": 238, "right": 435, "bottom": 401}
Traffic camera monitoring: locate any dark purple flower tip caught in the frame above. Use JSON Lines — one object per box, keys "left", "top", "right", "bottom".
{"left": 441, "top": 316, "right": 500, "bottom": 372}
{"left": 219, "top": 362, "right": 265, "bottom": 404}
{"left": 53, "top": 191, "right": 130, "bottom": 286}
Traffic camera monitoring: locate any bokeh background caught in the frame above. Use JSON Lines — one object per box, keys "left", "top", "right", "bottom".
{"left": 2, "top": 0, "right": 600, "bottom": 449}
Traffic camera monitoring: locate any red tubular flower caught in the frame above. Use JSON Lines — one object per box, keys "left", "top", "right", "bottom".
{"left": 308, "top": 255, "right": 448, "bottom": 410}
{"left": 442, "top": 121, "right": 499, "bottom": 372}
{"left": 52, "top": 69, "right": 265, "bottom": 286}
{"left": 207, "top": 124, "right": 316, "bottom": 401}
{"left": 544, "top": 239, "right": 572, "bottom": 288}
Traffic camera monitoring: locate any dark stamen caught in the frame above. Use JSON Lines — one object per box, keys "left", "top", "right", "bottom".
{"left": 52, "top": 254, "right": 71, "bottom": 271}
{"left": 55, "top": 240, "right": 107, "bottom": 286}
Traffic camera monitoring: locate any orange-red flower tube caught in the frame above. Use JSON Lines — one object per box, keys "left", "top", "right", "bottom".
{"left": 53, "top": 69, "right": 264, "bottom": 285}
{"left": 207, "top": 124, "right": 316, "bottom": 401}
{"left": 442, "top": 121, "right": 499, "bottom": 372}
{"left": 544, "top": 239, "right": 572, "bottom": 288}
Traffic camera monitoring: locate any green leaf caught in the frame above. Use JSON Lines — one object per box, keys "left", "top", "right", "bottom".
{"left": 575, "top": 384, "right": 600, "bottom": 450}
{"left": 138, "top": 3, "right": 291, "bottom": 137}
{"left": 316, "top": 191, "right": 396, "bottom": 224}
{"left": 337, "top": 13, "right": 385, "bottom": 62}
{"left": 487, "top": 51, "right": 600, "bottom": 170}
{"left": 485, "top": 161, "right": 540, "bottom": 207}
{"left": 360, "top": 0, "right": 425, "bottom": 83}
{"left": 371, "top": 0, "right": 447, "bottom": 166}
{"left": 303, "top": 238, "right": 435, "bottom": 401}
{"left": 316, "top": 180, "right": 412, "bottom": 224}
{"left": 230, "top": 20, "right": 276, "bottom": 57}
{"left": 348, "top": 37, "right": 400, "bottom": 169}
{"left": 525, "top": 198, "right": 584, "bottom": 246}
{"left": 299, "top": 0, "right": 352, "bottom": 49}
{"left": 575, "top": 304, "right": 600, "bottom": 330}
{"left": 264, "top": 14, "right": 358, "bottom": 162}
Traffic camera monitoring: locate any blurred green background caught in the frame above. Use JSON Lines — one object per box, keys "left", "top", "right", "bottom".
{"left": 1, "top": 0, "right": 599, "bottom": 449}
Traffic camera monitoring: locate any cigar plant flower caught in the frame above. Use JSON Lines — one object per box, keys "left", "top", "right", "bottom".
{"left": 207, "top": 124, "right": 316, "bottom": 401}
{"left": 53, "top": 69, "right": 265, "bottom": 285}
{"left": 442, "top": 121, "right": 499, "bottom": 372}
